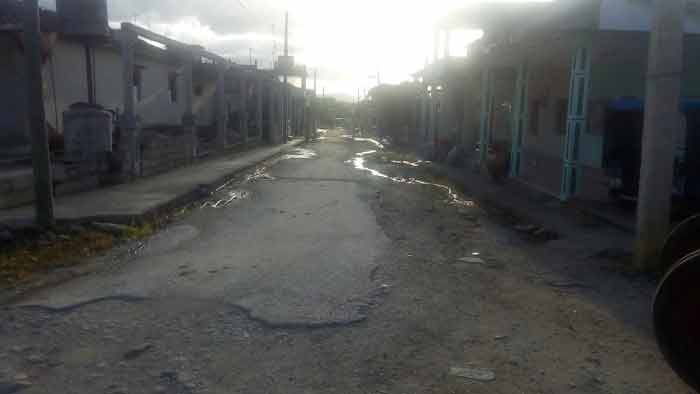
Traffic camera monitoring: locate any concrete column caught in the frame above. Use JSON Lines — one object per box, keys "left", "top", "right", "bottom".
{"left": 636, "top": 0, "right": 685, "bottom": 271}
{"left": 182, "top": 51, "right": 197, "bottom": 160}
{"left": 283, "top": 75, "right": 289, "bottom": 141}
{"left": 267, "top": 82, "right": 277, "bottom": 144}
{"left": 302, "top": 75, "right": 309, "bottom": 140}
{"left": 216, "top": 64, "right": 227, "bottom": 147}
{"left": 256, "top": 76, "right": 264, "bottom": 141}
{"left": 478, "top": 69, "right": 494, "bottom": 165}
{"left": 510, "top": 62, "right": 529, "bottom": 177}
{"left": 239, "top": 74, "right": 249, "bottom": 145}
{"left": 24, "top": 0, "right": 54, "bottom": 226}
{"left": 120, "top": 27, "right": 141, "bottom": 178}
{"left": 420, "top": 89, "right": 428, "bottom": 145}
{"left": 279, "top": 83, "right": 286, "bottom": 142}
{"left": 561, "top": 46, "right": 591, "bottom": 200}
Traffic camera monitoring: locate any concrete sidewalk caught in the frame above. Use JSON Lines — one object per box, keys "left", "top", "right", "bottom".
{"left": 428, "top": 161, "right": 634, "bottom": 252}
{"left": 0, "top": 140, "right": 304, "bottom": 226}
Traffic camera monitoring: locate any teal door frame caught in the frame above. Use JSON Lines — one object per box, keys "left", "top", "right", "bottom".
{"left": 561, "top": 47, "right": 591, "bottom": 200}
{"left": 478, "top": 68, "right": 494, "bottom": 165}
{"left": 510, "top": 61, "right": 529, "bottom": 177}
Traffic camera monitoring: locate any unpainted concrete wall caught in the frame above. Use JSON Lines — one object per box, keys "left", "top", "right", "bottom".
{"left": 0, "top": 34, "right": 30, "bottom": 154}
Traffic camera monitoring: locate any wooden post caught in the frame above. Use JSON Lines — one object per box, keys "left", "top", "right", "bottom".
{"left": 240, "top": 74, "right": 249, "bottom": 145}
{"left": 478, "top": 69, "right": 494, "bottom": 165}
{"left": 23, "top": 0, "right": 54, "bottom": 227}
{"left": 279, "top": 83, "right": 286, "bottom": 142}
{"left": 302, "top": 74, "right": 309, "bottom": 141}
{"left": 510, "top": 61, "right": 529, "bottom": 178}
{"left": 216, "top": 63, "right": 227, "bottom": 147}
{"left": 256, "top": 76, "right": 264, "bottom": 141}
{"left": 182, "top": 50, "right": 197, "bottom": 160}
{"left": 120, "top": 26, "right": 140, "bottom": 179}
{"left": 636, "top": 0, "right": 685, "bottom": 271}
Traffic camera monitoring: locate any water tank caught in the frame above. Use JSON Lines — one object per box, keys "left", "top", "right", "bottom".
{"left": 63, "top": 104, "right": 113, "bottom": 171}
{"left": 56, "top": 0, "right": 110, "bottom": 37}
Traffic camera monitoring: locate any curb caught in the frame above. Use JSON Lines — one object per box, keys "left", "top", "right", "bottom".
{"left": 0, "top": 140, "right": 305, "bottom": 229}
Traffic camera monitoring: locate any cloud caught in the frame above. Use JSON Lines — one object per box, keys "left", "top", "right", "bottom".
{"left": 106, "top": 0, "right": 290, "bottom": 35}
{"left": 42, "top": 0, "right": 489, "bottom": 98}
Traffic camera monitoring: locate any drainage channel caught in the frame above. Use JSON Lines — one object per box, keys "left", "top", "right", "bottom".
{"left": 200, "top": 147, "right": 318, "bottom": 209}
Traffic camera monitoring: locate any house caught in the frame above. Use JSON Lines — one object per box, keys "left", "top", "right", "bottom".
{"left": 419, "top": 0, "right": 700, "bottom": 217}
{"left": 0, "top": 0, "right": 300, "bottom": 209}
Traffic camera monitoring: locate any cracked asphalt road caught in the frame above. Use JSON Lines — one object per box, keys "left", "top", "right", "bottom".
{"left": 0, "top": 130, "right": 692, "bottom": 394}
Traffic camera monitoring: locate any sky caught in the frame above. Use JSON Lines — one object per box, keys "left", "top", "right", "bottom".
{"left": 38, "top": 0, "right": 530, "bottom": 101}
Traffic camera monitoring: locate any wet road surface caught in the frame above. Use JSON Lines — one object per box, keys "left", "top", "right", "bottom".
{"left": 0, "top": 130, "right": 691, "bottom": 394}
{"left": 17, "top": 136, "right": 391, "bottom": 328}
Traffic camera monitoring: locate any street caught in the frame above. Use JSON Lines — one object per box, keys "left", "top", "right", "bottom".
{"left": 0, "top": 130, "right": 690, "bottom": 394}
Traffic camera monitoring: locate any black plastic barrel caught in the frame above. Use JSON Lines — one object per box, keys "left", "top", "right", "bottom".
{"left": 660, "top": 215, "right": 700, "bottom": 274}
{"left": 654, "top": 249, "right": 700, "bottom": 392}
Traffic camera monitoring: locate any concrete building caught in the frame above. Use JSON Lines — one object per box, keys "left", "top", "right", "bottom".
{"left": 0, "top": 1, "right": 304, "bottom": 208}
{"left": 418, "top": 0, "right": 700, "bottom": 217}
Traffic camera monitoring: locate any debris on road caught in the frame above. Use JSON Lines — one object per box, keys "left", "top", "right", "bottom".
{"left": 457, "top": 257, "right": 486, "bottom": 265}
{"left": 449, "top": 366, "right": 496, "bottom": 382}
{"left": 123, "top": 343, "right": 154, "bottom": 360}
{"left": 91, "top": 222, "right": 132, "bottom": 236}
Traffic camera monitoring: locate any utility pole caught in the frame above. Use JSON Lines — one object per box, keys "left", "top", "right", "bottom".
{"left": 23, "top": 0, "right": 55, "bottom": 227}
{"left": 636, "top": 0, "right": 685, "bottom": 271}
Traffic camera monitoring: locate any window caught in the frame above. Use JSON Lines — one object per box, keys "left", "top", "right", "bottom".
{"left": 133, "top": 67, "right": 143, "bottom": 102}
{"left": 168, "top": 72, "right": 178, "bottom": 103}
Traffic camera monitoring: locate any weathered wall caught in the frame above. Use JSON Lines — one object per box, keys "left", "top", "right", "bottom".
{"left": 0, "top": 34, "right": 30, "bottom": 155}
{"left": 45, "top": 39, "right": 219, "bottom": 132}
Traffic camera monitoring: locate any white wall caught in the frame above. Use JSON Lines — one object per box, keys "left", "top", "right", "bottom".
{"left": 46, "top": 38, "right": 218, "bottom": 132}
{"left": 0, "top": 34, "right": 29, "bottom": 152}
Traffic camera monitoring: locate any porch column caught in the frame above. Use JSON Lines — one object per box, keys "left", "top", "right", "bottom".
{"left": 120, "top": 27, "right": 141, "bottom": 178}
{"left": 278, "top": 83, "right": 285, "bottom": 142}
{"left": 560, "top": 47, "right": 591, "bottom": 200}
{"left": 240, "top": 74, "right": 249, "bottom": 145}
{"left": 444, "top": 29, "right": 451, "bottom": 58}
{"left": 478, "top": 68, "right": 494, "bottom": 165}
{"left": 302, "top": 75, "right": 310, "bottom": 140}
{"left": 216, "top": 63, "right": 227, "bottom": 147}
{"left": 421, "top": 89, "right": 429, "bottom": 144}
{"left": 256, "top": 76, "right": 264, "bottom": 141}
{"left": 510, "top": 61, "right": 529, "bottom": 177}
{"left": 267, "top": 82, "right": 278, "bottom": 144}
{"left": 183, "top": 50, "right": 197, "bottom": 160}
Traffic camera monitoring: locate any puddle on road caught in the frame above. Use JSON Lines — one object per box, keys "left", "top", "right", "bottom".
{"left": 340, "top": 135, "right": 386, "bottom": 149}
{"left": 281, "top": 147, "right": 318, "bottom": 160}
{"left": 347, "top": 149, "right": 474, "bottom": 207}
{"left": 201, "top": 167, "right": 274, "bottom": 209}
{"left": 390, "top": 160, "right": 426, "bottom": 168}
{"left": 201, "top": 190, "right": 251, "bottom": 209}
{"left": 200, "top": 147, "right": 318, "bottom": 210}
